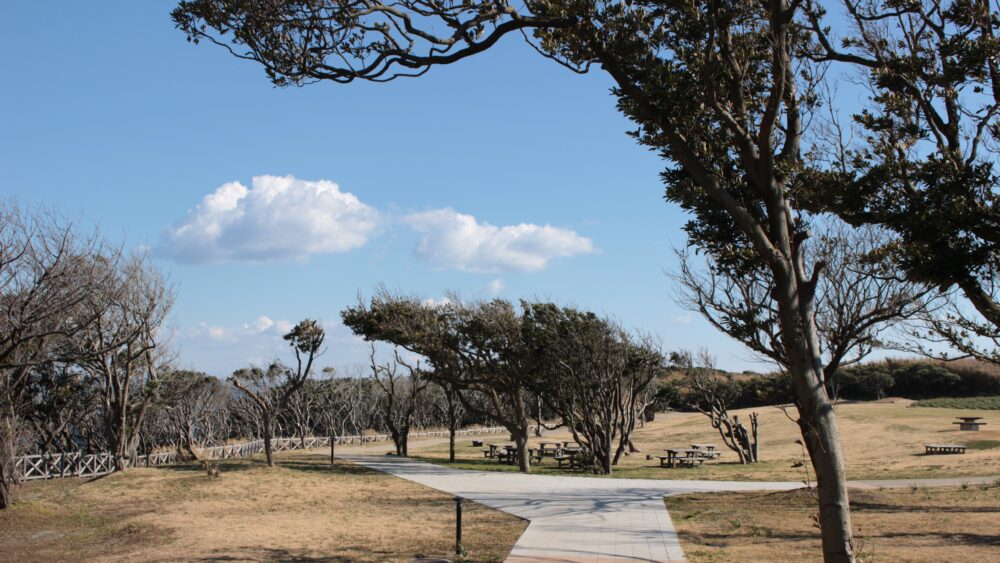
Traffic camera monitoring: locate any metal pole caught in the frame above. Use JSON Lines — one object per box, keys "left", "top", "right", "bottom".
{"left": 455, "top": 496, "right": 463, "bottom": 556}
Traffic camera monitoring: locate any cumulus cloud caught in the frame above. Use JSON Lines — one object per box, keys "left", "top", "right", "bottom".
{"left": 157, "top": 175, "right": 381, "bottom": 264}
{"left": 403, "top": 208, "right": 594, "bottom": 273}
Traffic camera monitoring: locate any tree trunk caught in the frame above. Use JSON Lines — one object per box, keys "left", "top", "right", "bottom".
{"left": 330, "top": 435, "right": 335, "bottom": 465}
{"left": 779, "top": 280, "right": 855, "bottom": 562}
{"left": 448, "top": 423, "right": 456, "bottom": 462}
{"left": 513, "top": 431, "right": 531, "bottom": 473}
{"left": 263, "top": 420, "right": 274, "bottom": 467}
{"left": 0, "top": 475, "right": 10, "bottom": 510}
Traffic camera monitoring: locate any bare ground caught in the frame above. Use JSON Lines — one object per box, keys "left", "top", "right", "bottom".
{"left": 664, "top": 485, "right": 1000, "bottom": 562}
{"left": 0, "top": 451, "right": 526, "bottom": 562}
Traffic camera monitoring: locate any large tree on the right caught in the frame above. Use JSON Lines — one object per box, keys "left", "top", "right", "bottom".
{"left": 804, "top": 0, "right": 1000, "bottom": 363}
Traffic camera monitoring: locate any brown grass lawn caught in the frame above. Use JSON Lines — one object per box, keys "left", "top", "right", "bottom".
{"left": 0, "top": 451, "right": 525, "bottom": 562}
{"left": 412, "top": 399, "right": 1000, "bottom": 481}
{"left": 664, "top": 485, "right": 1000, "bottom": 562}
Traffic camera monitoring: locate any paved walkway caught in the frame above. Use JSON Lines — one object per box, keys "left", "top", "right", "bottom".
{"left": 339, "top": 454, "right": 799, "bottom": 562}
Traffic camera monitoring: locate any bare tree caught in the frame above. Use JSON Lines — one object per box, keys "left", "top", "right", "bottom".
{"left": 0, "top": 203, "right": 117, "bottom": 507}
{"left": 69, "top": 253, "right": 174, "bottom": 471}
{"left": 675, "top": 349, "right": 760, "bottom": 464}
{"left": 369, "top": 344, "right": 428, "bottom": 457}
{"left": 674, "top": 223, "right": 927, "bottom": 391}
{"left": 229, "top": 319, "right": 325, "bottom": 467}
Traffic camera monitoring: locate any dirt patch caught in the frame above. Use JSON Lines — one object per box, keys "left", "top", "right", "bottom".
{"left": 664, "top": 485, "right": 1000, "bottom": 562}
{"left": 0, "top": 452, "right": 525, "bottom": 562}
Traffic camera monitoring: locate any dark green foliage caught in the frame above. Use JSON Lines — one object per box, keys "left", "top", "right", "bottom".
{"left": 660, "top": 371, "right": 792, "bottom": 411}
{"left": 831, "top": 365, "right": 895, "bottom": 401}
{"left": 911, "top": 396, "right": 1000, "bottom": 410}
{"left": 890, "top": 363, "right": 961, "bottom": 398}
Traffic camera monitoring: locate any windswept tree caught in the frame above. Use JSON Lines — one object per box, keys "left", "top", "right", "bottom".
{"left": 343, "top": 292, "right": 539, "bottom": 472}
{"left": 229, "top": 319, "right": 325, "bottom": 466}
{"left": 368, "top": 344, "right": 428, "bottom": 456}
{"left": 175, "top": 0, "right": 865, "bottom": 556}
{"left": 156, "top": 370, "right": 228, "bottom": 459}
{"left": 523, "top": 302, "right": 661, "bottom": 475}
{"left": 803, "top": 0, "right": 1000, "bottom": 365}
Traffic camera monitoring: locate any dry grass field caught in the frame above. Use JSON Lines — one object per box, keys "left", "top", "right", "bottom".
{"left": 0, "top": 451, "right": 525, "bottom": 562}
{"left": 664, "top": 485, "right": 1000, "bottom": 562}
{"left": 412, "top": 399, "right": 1000, "bottom": 481}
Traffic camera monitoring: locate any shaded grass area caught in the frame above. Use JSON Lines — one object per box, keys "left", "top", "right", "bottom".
{"left": 0, "top": 451, "right": 525, "bottom": 562}
{"left": 664, "top": 486, "right": 1000, "bottom": 562}
{"left": 911, "top": 396, "right": 1000, "bottom": 409}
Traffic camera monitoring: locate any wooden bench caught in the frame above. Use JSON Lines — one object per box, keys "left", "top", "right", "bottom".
{"left": 924, "top": 444, "right": 966, "bottom": 455}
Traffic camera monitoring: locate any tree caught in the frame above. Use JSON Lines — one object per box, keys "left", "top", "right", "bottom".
{"left": 803, "top": 0, "right": 1000, "bottom": 365}
{"left": 157, "top": 370, "right": 228, "bottom": 459}
{"left": 229, "top": 319, "right": 325, "bottom": 467}
{"left": 673, "top": 349, "right": 760, "bottom": 464}
{"left": 70, "top": 253, "right": 174, "bottom": 471}
{"left": 174, "top": 1, "right": 861, "bottom": 556}
{"left": 0, "top": 202, "right": 115, "bottom": 508}
{"left": 343, "top": 292, "right": 538, "bottom": 472}
{"left": 368, "top": 344, "right": 428, "bottom": 456}
{"left": 674, "top": 222, "right": 928, "bottom": 395}
{"left": 523, "top": 302, "right": 661, "bottom": 474}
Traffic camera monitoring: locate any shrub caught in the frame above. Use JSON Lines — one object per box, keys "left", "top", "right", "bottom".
{"left": 832, "top": 365, "right": 894, "bottom": 400}
{"left": 891, "top": 363, "right": 961, "bottom": 398}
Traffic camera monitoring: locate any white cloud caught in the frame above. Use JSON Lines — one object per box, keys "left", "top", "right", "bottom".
{"left": 403, "top": 208, "right": 594, "bottom": 273}
{"left": 486, "top": 279, "right": 505, "bottom": 295}
{"left": 157, "top": 175, "right": 381, "bottom": 264}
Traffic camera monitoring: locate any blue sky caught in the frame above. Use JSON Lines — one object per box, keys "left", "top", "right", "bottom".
{"left": 1, "top": 1, "right": 813, "bottom": 376}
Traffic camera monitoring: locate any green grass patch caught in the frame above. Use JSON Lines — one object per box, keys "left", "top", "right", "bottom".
{"left": 964, "top": 440, "right": 1000, "bottom": 450}
{"left": 910, "top": 396, "right": 1000, "bottom": 409}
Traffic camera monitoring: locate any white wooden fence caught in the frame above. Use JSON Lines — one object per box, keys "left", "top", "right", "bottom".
{"left": 13, "top": 426, "right": 511, "bottom": 481}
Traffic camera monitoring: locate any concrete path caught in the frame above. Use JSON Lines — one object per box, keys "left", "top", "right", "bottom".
{"left": 340, "top": 454, "right": 799, "bottom": 562}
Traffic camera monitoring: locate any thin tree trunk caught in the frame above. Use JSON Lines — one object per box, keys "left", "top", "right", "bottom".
{"left": 514, "top": 431, "right": 531, "bottom": 473}
{"left": 448, "top": 423, "right": 456, "bottom": 462}
{"left": 263, "top": 419, "right": 274, "bottom": 467}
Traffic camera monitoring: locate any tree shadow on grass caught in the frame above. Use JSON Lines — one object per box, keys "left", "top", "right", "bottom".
{"left": 188, "top": 548, "right": 355, "bottom": 562}
{"left": 280, "top": 460, "right": 380, "bottom": 477}
{"left": 851, "top": 500, "right": 1000, "bottom": 514}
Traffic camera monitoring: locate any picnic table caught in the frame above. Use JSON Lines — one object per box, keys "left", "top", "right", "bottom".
{"left": 471, "top": 439, "right": 483, "bottom": 447}
{"left": 536, "top": 442, "right": 562, "bottom": 457}
{"left": 689, "top": 444, "right": 721, "bottom": 458}
{"left": 554, "top": 449, "right": 580, "bottom": 469}
{"left": 924, "top": 444, "right": 966, "bottom": 455}
{"left": 483, "top": 442, "right": 513, "bottom": 458}
{"left": 657, "top": 448, "right": 706, "bottom": 468}
{"left": 953, "top": 417, "right": 987, "bottom": 431}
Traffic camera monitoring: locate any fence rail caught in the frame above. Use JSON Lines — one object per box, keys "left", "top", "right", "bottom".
{"left": 14, "top": 426, "right": 511, "bottom": 482}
